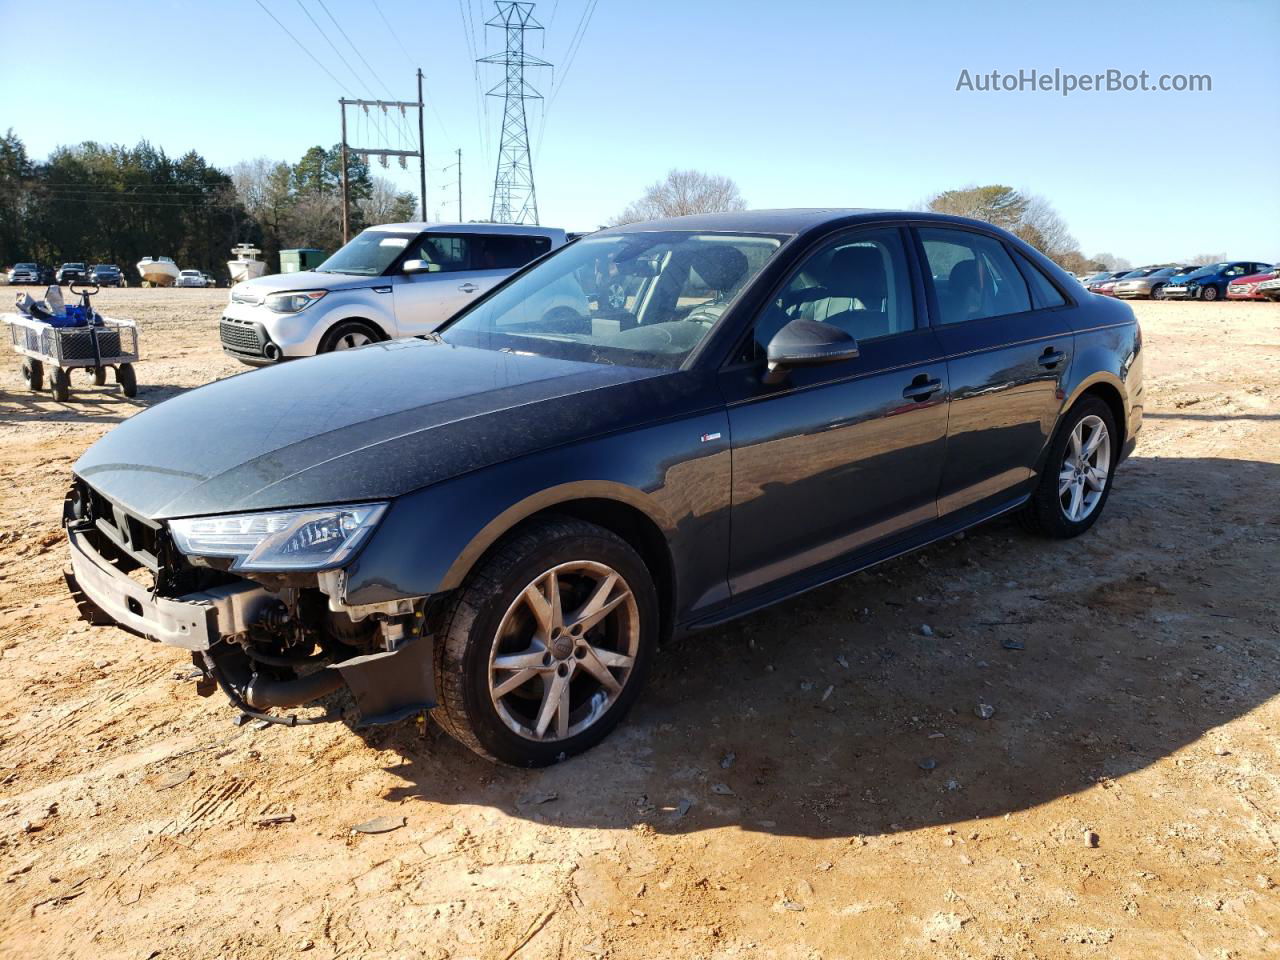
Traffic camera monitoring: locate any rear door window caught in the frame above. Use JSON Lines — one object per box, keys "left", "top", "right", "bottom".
{"left": 918, "top": 228, "right": 1033, "bottom": 324}
{"left": 1013, "top": 251, "right": 1067, "bottom": 309}
{"left": 473, "top": 234, "right": 552, "bottom": 270}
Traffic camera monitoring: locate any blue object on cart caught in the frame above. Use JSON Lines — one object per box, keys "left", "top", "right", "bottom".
{"left": 46, "top": 304, "right": 100, "bottom": 328}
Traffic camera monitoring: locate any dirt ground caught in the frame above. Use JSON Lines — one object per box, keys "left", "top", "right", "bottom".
{"left": 0, "top": 288, "right": 1277, "bottom": 960}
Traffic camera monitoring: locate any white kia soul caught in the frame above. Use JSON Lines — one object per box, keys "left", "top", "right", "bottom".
{"left": 219, "top": 222, "right": 567, "bottom": 365}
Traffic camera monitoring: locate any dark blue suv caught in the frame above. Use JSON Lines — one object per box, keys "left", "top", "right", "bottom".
{"left": 1162, "top": 261, "right": 1273, "bottom": 301}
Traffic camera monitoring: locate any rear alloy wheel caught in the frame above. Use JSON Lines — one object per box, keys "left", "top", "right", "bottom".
{"left": 432, "top": 518, "right": 657, "bottom": 766}
{"left": 1150, "top": 283, "right": 1166, "bottom": 300}
{"left": 1021, "top": 396, "right": 1117, "bottom": 538}
{"left": 321, "top": 320, "right": 381, "bottom": 353}
{"left": 1200, "top": 285, "right": 1219, "bottom": 302}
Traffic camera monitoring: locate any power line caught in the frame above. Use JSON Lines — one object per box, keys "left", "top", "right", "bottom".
{"left": 536, "top": 0, "right": 598, "bottom": 160}
{"left": 253, "top": 0, "right": 345, "bottom": 90}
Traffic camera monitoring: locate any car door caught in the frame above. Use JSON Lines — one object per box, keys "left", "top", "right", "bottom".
{"left": 914, "top": 226, "right": 1075, "bottom": 518}
{"left": 467, "top": 233, "right": 553, "bottom": 299}
{"left": 719, "top": 225, "right": 949, "bottom": 597}
{"left": 390, "top": 233, "right": 480, "bottom": 335}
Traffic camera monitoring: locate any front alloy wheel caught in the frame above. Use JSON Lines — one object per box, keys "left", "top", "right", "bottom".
{"left": 432, "top": 517, "right": 657, "bottom": 765}
{"left": 488, "top": 561, "right": 639, "bottom": 742}
{"left": 1200, "top": 285, "right": 1219, "bottom": 302}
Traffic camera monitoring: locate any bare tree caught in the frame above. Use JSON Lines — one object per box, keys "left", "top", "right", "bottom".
{"left": 1091, "top": 252, "right": 1133, "bottom": 271}
{"left": 358, "top": 176, "right": 418, "bottom": 226}
{"left": 1183, "top": 252, "right": 1226, "bottom": 266}
{"left": 1017, "top": 194, "right": 1077, "bottom": 260}
{"left": 612, "top": 169, "right": 746, "bottom": 225}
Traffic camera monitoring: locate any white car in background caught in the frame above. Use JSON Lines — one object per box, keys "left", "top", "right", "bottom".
{"left": 219, "top": 222, "right": 567, "bottom": 365}
{"left": 176, "top": 270, "right": 208, "bottom": 288}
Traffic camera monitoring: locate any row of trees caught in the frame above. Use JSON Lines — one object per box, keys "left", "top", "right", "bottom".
{"left": 0, "top": 130, "right": 416, "bottom": 281}
{"left": 611, "top": 171, "right": 1182, "bottom": 275}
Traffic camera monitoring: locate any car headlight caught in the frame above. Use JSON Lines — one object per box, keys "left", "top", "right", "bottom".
{"left": 264, "top": 290, "right": 327, "bottom": 313}
{"left": 169, "top": 503, "right": 387, "bottom": 571}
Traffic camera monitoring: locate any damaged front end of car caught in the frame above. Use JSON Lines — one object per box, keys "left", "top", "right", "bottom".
{"left": 62, "top": 480, "right": 435, "bottom": 728}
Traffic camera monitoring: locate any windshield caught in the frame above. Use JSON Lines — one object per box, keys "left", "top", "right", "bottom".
{"left": 315, "top": 230, "right": 415, "bottom": 276}
{"left": 441, "top": 231, "right": 784, "bottom": 370}
{"left": 15, "top": 263, "right": 35, "bottom": 270}
{"left": 1183, "top": 263, "right": 1227, "bottom": 280}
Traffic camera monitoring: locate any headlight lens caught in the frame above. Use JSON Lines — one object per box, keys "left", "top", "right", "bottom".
{"left": 169, "top": 503, "right": 387, "bottom": 571}
{"left": 264, "top": 289, "right": 327, "bottom": 313}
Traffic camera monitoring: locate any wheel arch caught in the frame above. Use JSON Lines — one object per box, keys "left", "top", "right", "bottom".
{"left": 319, "top": 315, "right": 389, "bottom": 351}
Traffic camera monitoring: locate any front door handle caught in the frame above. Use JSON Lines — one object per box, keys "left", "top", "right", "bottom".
{"left": 902, "top": 376, "right": 942, "bottom": 401}
{"left": 458, "top": 282, "right": 479, "bottom": 294}
{"left": 1038, "top": 347, "right": 1065, "bottom": 368}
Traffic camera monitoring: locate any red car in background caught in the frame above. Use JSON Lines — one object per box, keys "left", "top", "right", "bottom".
{"left": 1226, "top": 267, "right": 1280, "bottom": 301}
{"left": 1088, "top": 270, "right": 1130, "bottom": 297}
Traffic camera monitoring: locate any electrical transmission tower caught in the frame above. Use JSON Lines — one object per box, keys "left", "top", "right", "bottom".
{"left": 478, "top": 2, "right": 549, "bottom": 224}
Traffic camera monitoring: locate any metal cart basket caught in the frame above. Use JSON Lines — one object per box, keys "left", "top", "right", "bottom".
{"left": 4, "top": 290, "right": 140, "bottom": 400}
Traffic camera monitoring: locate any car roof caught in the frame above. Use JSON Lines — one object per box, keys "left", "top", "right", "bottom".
{"left": 591, "top": 208, "right": 1025, "bottom": 237}
{"left": 366, "top": 221, "right": 566, "bottom": 237}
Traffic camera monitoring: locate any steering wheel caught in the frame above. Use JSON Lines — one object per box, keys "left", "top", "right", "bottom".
{"left": 779, "top": 284, "right": 830, "bottom": 317}
{"left": 69, "top": 281, "right": 100, "bottom": 297}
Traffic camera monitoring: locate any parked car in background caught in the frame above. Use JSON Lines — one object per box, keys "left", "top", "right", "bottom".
{"left": 1226, "top": 266, "right": 1280, "bottom": 301}
{"left": 56, "top": 262, "right": 89, "bottom": 284}
{"left": 1162, "top": 261, "right": 1274, "bottom": 301}
{"left": 220, "top": 222, "right": 568, "bottom": 365}
{"left": 1114, "top": 265, "right": 1194, "bottom": 300}
{"left": 201, "top": 272, "right": 217, "bottom": 288}
{"left": 64, "top": 208, "right": 1143, "bottom": 765}
{"left": 1257, "top": 274, "right": 1280, "bottom": 302}
{"left": 89, "top": 264, "right": 125, "bottom": 287}
{"left": 1088, "top": 271, "right": 1130, "bottom": 297}
{"left": 176, "top": 270, "right": 208, "bottom": 288}
{"left": 9, "top": 263, "right": 40, "bottom": 284}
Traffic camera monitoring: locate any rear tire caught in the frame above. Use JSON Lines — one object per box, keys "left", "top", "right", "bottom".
{"left": 1150, "top": 283, "right": 1166, "bottom": 300}
{"left": 92, "top": 366, "right": 107, "bottom": 386}
{"left": 1021, "top": 395, "right": 1118, "bottom": 539}
{"left": 431, "top": 517, "right": 658, "bottom": 766}
{"left": 116, "top": 363, "right": 137, "bottom": 398}
{"left": 50, "top": 366, "right": 71, "bottom": 402}
{"left": 320, "top": 320, "right": 382, "bottom": 353}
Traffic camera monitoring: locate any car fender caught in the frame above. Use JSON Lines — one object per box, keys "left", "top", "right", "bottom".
{"left": 1053, "top": 323, "right": 1142, "bottom": 462}
{"left": 341, "top": 408, "right": 734, "bottom": 619}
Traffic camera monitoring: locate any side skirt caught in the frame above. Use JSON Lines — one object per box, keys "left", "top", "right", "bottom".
{"left": 678, "top": 493, "right": 1029, "bottom": 635}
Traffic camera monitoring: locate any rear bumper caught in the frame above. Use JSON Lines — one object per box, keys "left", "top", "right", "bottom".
{"left": 65, "top": 523, "right": 274, "bottom": 650}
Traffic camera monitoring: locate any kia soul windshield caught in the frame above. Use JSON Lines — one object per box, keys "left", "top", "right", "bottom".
{"left": 442, "top": 231, "right": 783, "bottom": 369}
{"left": 314, "top": 231, "right": 414, "bottom": 276}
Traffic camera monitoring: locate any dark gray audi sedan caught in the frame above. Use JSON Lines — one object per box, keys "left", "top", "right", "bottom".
{"left": 64, "top": 209, "right": 1142, "bottom": 766}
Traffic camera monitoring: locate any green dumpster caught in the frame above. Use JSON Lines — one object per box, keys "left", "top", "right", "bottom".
{"left": 280, "top": 248, "right": 326, "bottom": 274}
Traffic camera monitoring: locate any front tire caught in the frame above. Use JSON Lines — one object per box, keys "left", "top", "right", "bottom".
{"left": 22, "top": 358, "right": 43, "bottom": 391}
{"left": 431, "top": 518, "right": 658, "bottom": 766}
{"left": 116, "top": 363, "right": 137, "bottom": 398}
{"left": 1150, "top": 283, "right": 1166, "bottom": 300}
{"left": 1200, "top": 285, "right": 1220, "bottom": 302}
{"left": 1021, "top": 396, "right": 1117, "bottom": 539}
{"left": 50, "top": 366, "right": 70, "bottom": 402}
{"left": 320, "top": 320, "right": 382, "bottom": 353}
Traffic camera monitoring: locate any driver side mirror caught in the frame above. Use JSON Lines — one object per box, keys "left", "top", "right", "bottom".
{"left": 402, "top": 259, "right": 441, "bottom": 274}
{"left": 763, "top": 318, "right": 860, "bottom": 385}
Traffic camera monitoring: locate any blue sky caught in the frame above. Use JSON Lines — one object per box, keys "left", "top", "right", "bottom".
{"left": 2, "top": 0, "right": 1277, "bottom": 263}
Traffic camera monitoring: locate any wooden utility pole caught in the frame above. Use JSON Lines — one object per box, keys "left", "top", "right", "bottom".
{"left": 339, "top": 101, "right": 350, "bottom": 244}
{"left": 417, "top": 69, "right": 427, "bottom": 221}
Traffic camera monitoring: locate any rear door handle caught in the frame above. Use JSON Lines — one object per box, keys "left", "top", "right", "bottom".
{"left": 902, "top": 377, "right": 942, "bottom": 401}
{"left": 458, "top": 282, "right": 479, "bottom": 293}
{"left": 1038, "top": 348, "right": 1065, "bottom": 368}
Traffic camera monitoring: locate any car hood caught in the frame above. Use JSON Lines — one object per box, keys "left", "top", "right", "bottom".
{"left": 230, "top": 270, "right": 379, "bottom": 299}
{"left": 73, "top": 339, "right": 684, "bottom": 520}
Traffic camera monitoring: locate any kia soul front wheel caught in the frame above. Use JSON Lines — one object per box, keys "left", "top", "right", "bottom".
{"left": 431, "top": 518, "right": 658, "bottom": 766}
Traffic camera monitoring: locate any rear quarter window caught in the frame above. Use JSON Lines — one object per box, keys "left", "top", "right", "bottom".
{"left": 1013, "top": 251, "right": 1068, "bottom": 309}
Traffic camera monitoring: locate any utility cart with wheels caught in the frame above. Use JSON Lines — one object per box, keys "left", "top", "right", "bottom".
{"left": 4, "top": 282, "right": 140, "bottom": 401}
